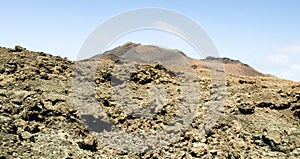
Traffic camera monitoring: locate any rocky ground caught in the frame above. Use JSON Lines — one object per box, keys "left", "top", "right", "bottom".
{"left": 0, "top": 45, "right": 299, "bottom": 158}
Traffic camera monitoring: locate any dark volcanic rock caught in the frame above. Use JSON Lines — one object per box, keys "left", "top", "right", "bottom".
{"left": 205, "top": 56, "right": 241, "bottom": 64}
{"left": 237, "top": 102, "right": 255, "bottom": 114}
{"left": 14, "top": 45, "right": 26, "bottom": 52}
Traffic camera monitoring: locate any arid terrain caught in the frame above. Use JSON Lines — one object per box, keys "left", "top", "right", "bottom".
{"left": 0, "top": 43, "right": 300, "bottom": 158}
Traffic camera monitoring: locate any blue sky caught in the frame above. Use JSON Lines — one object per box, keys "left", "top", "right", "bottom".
{"left": 1, "top": 0, "right": 300, "bottom": 81}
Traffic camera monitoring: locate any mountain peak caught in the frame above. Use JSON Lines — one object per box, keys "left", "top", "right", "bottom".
{"left": 93, "top": 42, "right": 264, "bottom": 77}
{"left": 123, "top": 41, "right": 140, "bottom": 47}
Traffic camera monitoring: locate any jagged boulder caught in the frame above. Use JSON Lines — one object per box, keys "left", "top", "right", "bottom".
{"left": 14, "top": 45, "right": 26, "bottom": 52}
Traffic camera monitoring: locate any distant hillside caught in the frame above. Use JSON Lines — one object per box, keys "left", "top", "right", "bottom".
{"left": 188, "top": 56, "right": 265, "bottom": 77}
{"left": 93, "top": 42, "right": 265, "bottom": 77}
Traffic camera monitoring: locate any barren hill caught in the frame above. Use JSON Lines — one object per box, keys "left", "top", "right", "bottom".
{"left": 96, "top": 42, "right": 265, "bottom": 77}
{"left": 0, "top": 44, "right": 299, "bottom": 158}
{"left": 188, "top": 56, "right": 265, "bottom": 77}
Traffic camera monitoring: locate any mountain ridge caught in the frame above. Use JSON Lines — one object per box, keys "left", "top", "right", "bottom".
{"left": 94, "top": 42, "right": 265, "bottom": 77}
